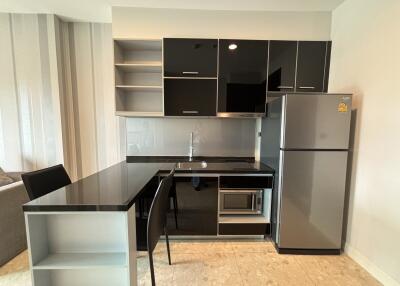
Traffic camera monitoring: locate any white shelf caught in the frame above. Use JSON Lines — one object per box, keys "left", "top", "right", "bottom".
{"left": 115, "top": 63, "right": 162, "bottom": 73}
{"left": 33, "top": 252, "right": 127, "bottom": 270}
{"left": 33, "top": 268, "right": 128, "bottom": 286}
{"left": 218, "top": 215, "right": 268, "bottom": 224}
{"left": 114, "top": 39, "right": 163, "bottom": 117}
{"left": 114, "top": 39, "right": 162, "bottom": 51}
{"left": 115, "top": 111, "right": 163, "bottom": 117}
{"left": 116, "top": 85, "right": 162, "bottom": 91}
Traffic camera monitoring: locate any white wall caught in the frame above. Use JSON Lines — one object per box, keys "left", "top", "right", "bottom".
{"left": 112, "top": 7, "right": 332, "bottom": 40}
{"left": 0, "top": 13, "right": 64, "bottom": 171}
{"left": 329, "top": 0, "right": 400, "bottom": 285}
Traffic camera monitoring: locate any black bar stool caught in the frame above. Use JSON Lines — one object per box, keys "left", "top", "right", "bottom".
{"left": 147, "top": 169, "right": 175, "bottom": 286}
{"left": 21, "top": 164, "right": 71, "bottom": 200}
{"left": 138, "top": 178, "right": 178, "bottom": 229}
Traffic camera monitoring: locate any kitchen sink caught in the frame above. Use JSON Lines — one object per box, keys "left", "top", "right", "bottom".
{"left": 176, "top": 161, "right": 208, "bottom": 169}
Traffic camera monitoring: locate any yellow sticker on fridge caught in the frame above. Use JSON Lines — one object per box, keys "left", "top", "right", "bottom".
{"left": 338, "top": 102, "right": 348, "bottom": 113}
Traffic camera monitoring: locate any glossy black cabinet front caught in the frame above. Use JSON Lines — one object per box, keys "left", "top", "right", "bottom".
{"left": 296, "top": 41, "right": 329, "bottom": 92}
{"left": 164, "top": 79, "right": 217, "bottom": 116}
{"left": 268, "top": 41, "right": 297, "bottom": 92}
{"left": 164, "top": 38, "right": 218, "bottom": 77}
{"left": 218, "top": 40, "right": 268, "bottom": 113}
{"left": 166, "top": 176, "right": 218, "bottom": 235}
{"left": 323, "top": 42, "right": 332, "bottom": 92}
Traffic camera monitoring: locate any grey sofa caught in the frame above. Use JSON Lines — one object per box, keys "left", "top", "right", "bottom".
{"left": 0, "top": 173, "right": 29, "bottom": 266}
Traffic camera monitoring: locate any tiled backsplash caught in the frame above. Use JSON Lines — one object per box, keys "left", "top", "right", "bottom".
{"left": 126, "top": 118, "right": 257, "bottom": 157}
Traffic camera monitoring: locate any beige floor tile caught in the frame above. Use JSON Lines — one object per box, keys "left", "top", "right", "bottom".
{"left": 0, "top": 251, "right": 29, "bottom": 276}
{"left": 0, "top": 241, "right": 382, "bottom": 286}
{"left": 295, "top": 254, "right": 382, "bottom": 286}
{"left": 230, "top": 239, "right": 277, "bottom": 254}
{"left": 0, "top": 251, "right": 31, "bottom": 286}
{"left": 137, "top": 252, "right": 174, "bottom": 286}
{"left": 235, "top": 252, "right": 314, "bottom": 286}
{"left": 172, "top": 252, "right": 243, "bottom": 286}
{"left": 168, "top": 239, "right": 235, "bottom": 254}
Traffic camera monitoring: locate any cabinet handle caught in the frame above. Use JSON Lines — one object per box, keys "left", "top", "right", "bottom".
{"left": 277, "top": 86, "right": 294, "bottom": 89}
{"left": 182, "top": 72, "right": 199, "bottom": 75}
{"left": 299, "top": 86, "right": 315, "bottom": 89}
{"left": 182, "top": 110, "right": 199, "bottom": 114}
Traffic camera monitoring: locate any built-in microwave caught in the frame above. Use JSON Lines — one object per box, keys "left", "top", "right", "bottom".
{"left": 219, "top": 189, "right": 263, "bottom": 215}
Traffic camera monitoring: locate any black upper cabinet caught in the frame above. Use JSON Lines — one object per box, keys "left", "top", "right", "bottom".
{"left": 218, "top": 40, "right": 268, "bottom": 113}
{"left": 268, "top": 41, "right": 297, "bottom": 92}
{"left": 296, "top": 41, "right": 329, "bottom": 92}
{"left": 164, "top": 79, "right": 217, "bottom": 116}
{"left": 323, "top": 41, "right": 332, "bottom": 92}
{"left": 164, "top": 38, "right": 218, "bottom": 77}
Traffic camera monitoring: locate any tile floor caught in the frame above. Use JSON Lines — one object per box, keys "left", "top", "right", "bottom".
{"left": 0, "top": 239, "right": 381, "bottom": 286}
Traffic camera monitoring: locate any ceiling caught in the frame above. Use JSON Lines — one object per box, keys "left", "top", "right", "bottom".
{"left": 0, "top": 0, "right": 346, "bottom": 23}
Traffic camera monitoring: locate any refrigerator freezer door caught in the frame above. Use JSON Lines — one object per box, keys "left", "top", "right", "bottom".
{"left": 278, "top": 150, "right": 347, "bottom": 249}
{"left": 282, "top": 94, "right": 352, "bottom": 149}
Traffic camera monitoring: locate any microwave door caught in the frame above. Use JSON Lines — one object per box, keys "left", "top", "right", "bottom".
{"left": 219, "top": 190, "right": 262, "bottom": 214}
{"left": 220, "top": 191, "right": 253, "bottom": 214}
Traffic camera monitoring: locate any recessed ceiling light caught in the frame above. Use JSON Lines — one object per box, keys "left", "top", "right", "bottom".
{"left": 228, "top": 44, "right": 237, "bottom": 50}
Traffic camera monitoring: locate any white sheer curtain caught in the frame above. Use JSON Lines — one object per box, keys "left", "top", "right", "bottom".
{"left": 0, "top": 13, "right": 64, "bottom": 172}
{"left": 56, "top": 21, "right": 126, "bottom": 180}
{"left": 0, "top": 14, "right": 125, "bottom": 179}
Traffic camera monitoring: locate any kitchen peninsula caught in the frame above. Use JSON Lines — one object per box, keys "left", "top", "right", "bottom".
{"left": 23, "top": 158, "right": 274, "bottom": 286}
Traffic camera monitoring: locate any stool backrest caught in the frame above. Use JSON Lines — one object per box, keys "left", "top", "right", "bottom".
{"left": 147, "top": 169, "right": 175, "bottom": 252}
{"left": 22, "top": 164, "right": 71, "bottom": 200}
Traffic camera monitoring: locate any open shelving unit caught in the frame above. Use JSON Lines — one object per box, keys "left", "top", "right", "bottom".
{"left": 114, "top": 39, "right": 163, "bottom": 117}
{"left": 25, "top": 210, "right": 136, "bottom": 286}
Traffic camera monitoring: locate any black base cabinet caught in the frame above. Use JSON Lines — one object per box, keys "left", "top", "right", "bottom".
{"left": 219, "top": 223, "right": 270, "bottom": 236}
{"left": 166, "top": 176, "right": 218, "bottom": 235}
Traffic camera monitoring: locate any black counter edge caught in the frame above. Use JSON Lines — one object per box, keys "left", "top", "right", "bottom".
{"left": 23, "top": 204, "right": 131, "bottom": 212}
{"left": 127, "top": 156, "right": 256, "bottom": 163}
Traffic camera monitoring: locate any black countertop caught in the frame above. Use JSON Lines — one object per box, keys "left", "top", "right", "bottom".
{"left": 23, "top": 158, "right": 274, "bottom": 212}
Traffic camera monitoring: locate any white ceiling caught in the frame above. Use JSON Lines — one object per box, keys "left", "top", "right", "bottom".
{"left": 0, "top": 0, "right": 346, "bottom": 23}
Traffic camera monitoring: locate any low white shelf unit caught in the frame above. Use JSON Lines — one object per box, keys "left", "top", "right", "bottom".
{"left": 25, "top": 208, "right": 137, "bottom": 286}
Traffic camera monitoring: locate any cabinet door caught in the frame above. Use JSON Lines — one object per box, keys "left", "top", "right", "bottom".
{"left": 268, "top": 41, "right": 297, "bottom": 92}
{"left": 218, "top": 39, "right": 268, "bottom": 113}
{"left": 166, "top": 176, "right": 218, "bottom": 235}
{"left": 323, "top": 41, "right": 332, "bottom": 92}
{"left": 164, "top": 38, "right": 218, "bottom": 77}
{"left": 296, "top": 41, "right": 328, "bottom": 92}
{"left": 164, "top": 79, "right": 217, "bottom": 116}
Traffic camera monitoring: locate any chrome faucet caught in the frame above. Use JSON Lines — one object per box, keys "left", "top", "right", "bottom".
{"left": 189, "top": 132, "right": 194, "bottom": 161}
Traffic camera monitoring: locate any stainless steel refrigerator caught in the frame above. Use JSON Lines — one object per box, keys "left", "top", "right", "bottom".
{"left": 261, "top": 93, "right": 352, "bottom": 253}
